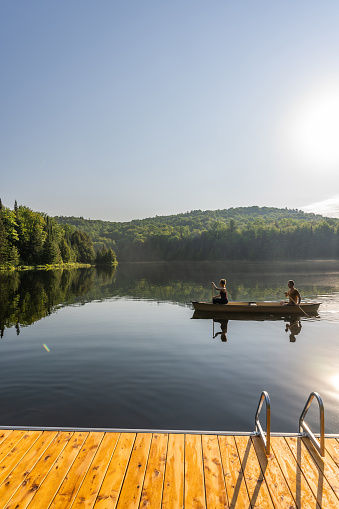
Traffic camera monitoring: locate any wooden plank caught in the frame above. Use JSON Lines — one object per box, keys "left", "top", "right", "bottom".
{"left": 218, "top": 435, "right": 251, "bottom": 509}
{"left": 70, "top": 432, "right": 119, "bottom": 509}
{"left": 184, "top": 434, "right": 205, "bottom": 509}
{"left": 252, "top": 436, "right": 296, "bottom": 509}
{"left": 162, "top": 433, "right": 184, "bottom": 509}
{"left": 49, "top": 432, "right": 105, "bottom": 509}
{"left": 302, "top": 437, "right": 339, "bottom": 501}
{"left": 325, "top": 438, "right": 339, "bottom": 468}
{"left": 0, "top": 431, "right": 42, "bottom": 486}
{"left": 0, "top": 430, "right": 13, "bottom": 447}
{"left": 234, "top": 436, "right": 274, "bottom": 509}
{"left": 0, "top": 431, "right": 29, "bottom": 465}
{"left": 286, "top": 436, "right": 339, "bottom": 508}
{"left": 94, "top": 433, "right": 136, "bottom": 509}
{"left": 26, "top": 432, "right": 88, "bottom": 508}
{"left": 202, "top": 434, "right": 228, "bottom": 509}
{"left": 4, "top": 431, "right": 73, "bottom": 509}
{"left": 0, "top": 431, "right": 57, "bottom": 508}
{"left": 270, "top": 436, "right": 320, "bottom": 509}
{"left": 139, "top": 433, "right": 168, "bottom": 509}
{"left": 2, "top": 430, "right": 339, "bottom": 509}
{"left": 114, "top": 432, "right": 152, "bottom": 509}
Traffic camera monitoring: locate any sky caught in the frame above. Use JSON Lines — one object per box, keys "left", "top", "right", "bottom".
{"left": 1, "top": 0, "right": 339, "bottom": 222}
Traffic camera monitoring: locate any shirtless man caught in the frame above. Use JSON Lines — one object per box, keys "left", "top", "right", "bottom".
{"left": 280, "top": 280, "right": 301, "bottom": 306}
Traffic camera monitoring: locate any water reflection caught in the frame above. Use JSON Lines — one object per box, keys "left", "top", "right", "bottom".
{"left": 285, "top": 318, "right": 302, "bottom": 342}
{"left": 205, "top": 315, "right": 305, "bottom": 343}
{"left": 1, "top": 260, "right": 339, "bottom": 337}
{"left": 0, "top": 267, "right": 116, "bottom": 337}
{"left": 213, "top": 319, "right": 228, "bottom": 342}
{"left": 0, "top": 261, "right": 339, "bottom": 432}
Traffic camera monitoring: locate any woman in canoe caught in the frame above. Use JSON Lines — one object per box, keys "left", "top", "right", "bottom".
{"left": 212, "top": 279, "right": 228, "bottom": 304}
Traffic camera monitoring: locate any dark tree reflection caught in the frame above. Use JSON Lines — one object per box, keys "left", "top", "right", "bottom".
{"left": 0, "top": 267, "right": 116, "bottom": 337}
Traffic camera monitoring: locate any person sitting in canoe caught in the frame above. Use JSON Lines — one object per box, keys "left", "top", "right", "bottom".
{"left": 280, "top": 280, "right": 301, "bottom": 306}
{"left": 212, "top": 279, "right": 228, "bottom": 304}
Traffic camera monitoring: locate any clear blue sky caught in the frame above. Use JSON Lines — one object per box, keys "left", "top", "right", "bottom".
{"left": 1, "top": 1, "right": 339, "bottom": 221}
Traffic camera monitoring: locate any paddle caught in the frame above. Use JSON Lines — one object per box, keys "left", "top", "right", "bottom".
{"left": 289, "top": 296, "right": 310, "bottom": 318}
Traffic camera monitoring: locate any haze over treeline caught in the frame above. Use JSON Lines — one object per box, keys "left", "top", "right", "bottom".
{"left": 55, "top": 206, "right": 339, "bottom": 262}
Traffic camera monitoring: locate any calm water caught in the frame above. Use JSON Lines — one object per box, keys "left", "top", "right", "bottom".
{"left": 1, "top": 261, "right": 339, "bottom": 433}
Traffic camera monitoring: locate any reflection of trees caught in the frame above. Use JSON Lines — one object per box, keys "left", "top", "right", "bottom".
{"left": 1, "top": 260, "right": 338, "bottom": 336}
{"left": 0, "top": 267, "right": 116, "bottom": 337}
{"left": 111, "top": 261, "right": 339, "bottom": 304}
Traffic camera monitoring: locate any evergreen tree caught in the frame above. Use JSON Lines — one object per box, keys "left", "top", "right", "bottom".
{"left": 7, "top": 245, "right": 20, "bottom": 266}
{"left": 16, "top": 206, "right": 45, "bottom": 264}
{"left": 105, "top": 247, "right": 117, "bottom": 264}
{"left": 29, "top": 224, "right": 45, "bottom": 263}
{"left": 95, "top": 245, "right": 117, "bottom": 265}
{"left": 41, "top": 215, "right": 62, "bottom": 264}
{"left": 59, "top": 237, "right": 73, "bottom": 262}
{"left": 0, "top": 217, "right": 9, "bottom": 265}
{"left": 71, "top": 230, "right": 96, "bottom": 263}
{"left": 42, "top": 233, "right": 61, "bottom": 264}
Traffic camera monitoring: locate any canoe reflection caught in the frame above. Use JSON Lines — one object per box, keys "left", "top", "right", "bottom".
{"left": 192, "top": 311, "right": 304, "bottom": 343}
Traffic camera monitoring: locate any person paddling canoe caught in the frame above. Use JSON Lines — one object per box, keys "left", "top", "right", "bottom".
{"left": 212, "top": 279, "right": 228, "bottom": 304}
{"left": 280, "top": 280, "right": 301, "bottom": 306}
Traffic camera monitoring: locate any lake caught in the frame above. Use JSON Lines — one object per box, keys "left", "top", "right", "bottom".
{"left": 1, "top": 260, "right": 339, "bottom": 434}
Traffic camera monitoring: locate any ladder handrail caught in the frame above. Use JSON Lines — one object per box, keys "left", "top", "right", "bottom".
{"left": 255, "top": 391, "right": 271, "bottom": 456}
{"left": 299, "top": 391, "right": 325, "bottom": 456}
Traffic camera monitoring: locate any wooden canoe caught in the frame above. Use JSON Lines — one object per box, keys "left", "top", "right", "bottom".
{"left": 191, "top": 301, "right": 321, "bottom": 315}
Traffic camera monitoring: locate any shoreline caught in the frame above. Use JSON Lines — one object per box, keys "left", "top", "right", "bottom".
{"left": 0, "top": 262, "right": 118, "bottom": 272}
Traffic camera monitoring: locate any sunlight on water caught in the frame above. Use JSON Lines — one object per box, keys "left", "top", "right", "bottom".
{"left": 316, "top": 292, "right": 339, "bottom": 322}
{"left": 1, "top": 261, "right": 339, "bottom": 433}
{"left": 330, "top": 374, "right": 339, "bottom": 392}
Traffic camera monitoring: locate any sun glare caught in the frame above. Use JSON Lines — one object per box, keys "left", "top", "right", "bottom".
{"left": 331, "top": 374, "right": 339, "bottom": 392}
{"left": 282, "top": 82, "right": 339, "bottom": 171}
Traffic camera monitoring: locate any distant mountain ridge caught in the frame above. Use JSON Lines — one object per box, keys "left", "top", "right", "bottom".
{"left": 55, "top": 205, "right": 329, "bottom": 228}
{"left": 55, "top": 206, "right": 339, "bottom": 262}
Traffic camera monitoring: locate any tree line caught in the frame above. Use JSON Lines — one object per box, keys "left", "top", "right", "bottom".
{"left": 55, "top": 206, "right": 339, "bottom": 261}
{"left": 0, "top": 199, "right": 117, "bottom": 268}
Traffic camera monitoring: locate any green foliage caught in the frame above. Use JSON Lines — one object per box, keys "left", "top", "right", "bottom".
{"left": 42, "top": 235, "right": 62, "bottom": 264}
{"left": 0, "top": 217, "right": 9, "bottom": 265}
{"left": 55, "top": 207, "right": 339, "bottom": 262}
{"left": 70, "top": 230, "right": 95, "bottom": 263}
{"left": 0, "top": 200, "right": 100, "bottom": 268}
{"left": 15, "top": 206, "right": 46, "bottom": 263}
{"left": 95, "top": 244, "right": 117, "bottom": 265}
{"left": 1, "top": 208, "right": 19, "bottom": 243}
{"left": 59, "top": 238, "right": 73, "bottom": 263}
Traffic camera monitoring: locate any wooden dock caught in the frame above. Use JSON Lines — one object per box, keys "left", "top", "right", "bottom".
{"left": 0, "top": 429, "right": 339, "bottom": 508}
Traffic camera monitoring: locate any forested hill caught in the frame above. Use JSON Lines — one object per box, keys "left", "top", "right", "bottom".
{"left": 55, "top": 206, "right": 339, "bottom": 262}
{"left": 0, "top": 200, "right": 117, "bottom": 268}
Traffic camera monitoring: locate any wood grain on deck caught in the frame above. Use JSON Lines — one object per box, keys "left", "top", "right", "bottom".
{"left": 0, "top": 430, "right": 338, "bottom": 508}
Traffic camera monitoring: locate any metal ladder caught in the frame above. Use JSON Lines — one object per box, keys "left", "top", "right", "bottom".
{"left": 255, "top": 390, "right": 325, "bottom": 457}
